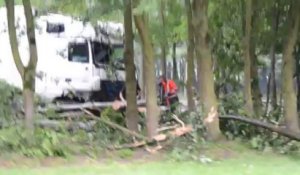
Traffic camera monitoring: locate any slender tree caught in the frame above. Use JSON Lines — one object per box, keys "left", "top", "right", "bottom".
{"left": 185, "top": 0, "right": 196, "bottom": 111}
{"left": 269, "top": 2, "right": 280, "bottom": 111}
{"left": 282, "top": 1, "right": 300, "bottom": 133}
{"left": 243, "top": 0, "right": 254, "bottom": 117}
{"left": 172, "top": 42, "right": 178, "bottom": 81}
{"left": 193, "top": 0, "right": 222, "bottom": 141}
{"left": 123, "top": 0, "right": 139, "bottom": 132}
{"left": 134, "top": 8, "right": 160, "bottom": 138}
{"left": 5, "top": 0, "right": 38, "bottom": 133}
{"left": 159, "top": 0, "right": 167, "bottom": 77}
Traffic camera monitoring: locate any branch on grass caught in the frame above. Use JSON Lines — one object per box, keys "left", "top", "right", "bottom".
{"left": 109, "top": 125, "right": 193, "bottom": 151}
{"left": 219, "top": 115, "right": 300, "bottom": 141}
{"left": 82, "top": 109, "right": 148, "bottom": 141}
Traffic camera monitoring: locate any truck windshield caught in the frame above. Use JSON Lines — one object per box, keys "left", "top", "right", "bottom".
{"left": 68, "top": 42, "right": 89, "bottom": 63}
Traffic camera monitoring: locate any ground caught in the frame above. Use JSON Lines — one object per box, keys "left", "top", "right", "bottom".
{"left": 0, "top": 141, "right": 299, "bottom": 175}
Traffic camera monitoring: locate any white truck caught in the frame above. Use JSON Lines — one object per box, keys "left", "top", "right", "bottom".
{"left": 0, "top": 7, "right": 129, "bottom": 104}
{"left": 37, "top": 16, "right": 128, "bottom": 103}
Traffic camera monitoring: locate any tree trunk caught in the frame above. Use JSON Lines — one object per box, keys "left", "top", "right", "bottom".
{"left": 134, "top": 13, "right": 160, "bottom": 139}
{"left": 270, "top": 4, "right": 280, "bottom": 111}
{"left": 123, "top": 0, "right": 139, "bottom": 132}
{"left": 5, "top": 0, "right": 24, "bottom": 76}
{"left": 264, "top": 72, "right": 271, "bottom": 116}
{"left": 270, "top": 45, "right": 277, "bottom": 110}
{"left": 23, "top": 88, "right": 34, "bottom": 131}
{"left": 185, "top": 0, "right": 196, "bottom": 111}
{"left": 160, "top": 0, "right": 167, "bottom": 77}
{"left": 243, "top": 0, "right": 254, "bottom": 117}
{"left": 250, "top": 44, "right": 262, "bottom": 117}
{"left": 296, "top": 45, "right": 300, "bottom": 111}
{"left": 5, "top": 0, "right": 38, "bottom": 133}
{"left": 172, "top": 42, "right": 178, "bottom": 81}
{"left": 193, "top": 0, "right": 222, "bottom": 141}
{"left": 282, "top": 2, "right": 300, "bottom": 133}
{"left": 23, "top": 0, "right": 38, "bottom": 133}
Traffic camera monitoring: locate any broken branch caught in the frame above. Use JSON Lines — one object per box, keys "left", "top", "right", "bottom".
{"left": 82, "top": 109, "right": 148, "bottom": 141}
{"left": 219, "top": 114, "right": 300, "bottom": 141}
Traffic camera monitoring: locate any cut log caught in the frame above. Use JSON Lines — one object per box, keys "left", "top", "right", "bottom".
{"left": 219, "top": 115, "right": 300, "bottom": 141}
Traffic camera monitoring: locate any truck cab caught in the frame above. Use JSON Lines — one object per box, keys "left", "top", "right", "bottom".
{"left": 52, "top": 37, "right": 126, "bottom": 103}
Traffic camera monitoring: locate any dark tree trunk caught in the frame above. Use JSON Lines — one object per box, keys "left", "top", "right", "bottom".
{"left": 172, "top": 42, "right": 178, "bottom": 81}
{"left": 251, "top": 44, "right": 262, "bottom": 117}
{"left": 269, "top": 3, "right": 280, "bottom": 111}
{"left": 264, "top": 72, "right": 271, "bottom": 116}
{"left": 123, "top": 0, "right": 139, "bottom": 132}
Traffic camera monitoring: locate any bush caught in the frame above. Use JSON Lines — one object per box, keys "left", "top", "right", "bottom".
{"left": 0, "top": 80, "right": 23, "bottom": 122}
{"left": 0, "top": 127, "right": 71, "bottom": 158}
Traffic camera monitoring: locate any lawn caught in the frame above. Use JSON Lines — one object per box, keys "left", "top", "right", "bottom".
{"left": 0, "top": 146, "right": 299, "bottom": 175}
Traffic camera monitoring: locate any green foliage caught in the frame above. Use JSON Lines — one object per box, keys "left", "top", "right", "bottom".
{"left": 116, "top": 149, "right": 134, "bottom": 158}
{"left": 0, "top": 127, "right": 70, "bottom": 158}
{"left": 101, "top": 107, "right": 126, "bottom": 126}
{"left": 0, "top": 80, "right": 22, "bottom": 122}
{"left": 219, "top": 93, "right": 245, "bottom": 115}
{"left": 87, "top": 108, "right": 132, "bottom": 146}
{"left": 133, "top": 0, "right": 158, "bottom": 15}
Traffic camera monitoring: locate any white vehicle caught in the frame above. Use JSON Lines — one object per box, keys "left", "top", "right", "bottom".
{"left": 38, "top": 21, "right": 127, "bottom": 103}
{"left": 0, "top": 7, "right": 129, "bottom": 103}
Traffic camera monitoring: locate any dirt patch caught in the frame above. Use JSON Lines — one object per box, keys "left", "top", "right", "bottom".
{"left": 103, "top": 148, "right": 166, "bottom": 164}
{"left": 40, "top": 157, "right": 68, "bottom": 167}
{"left": 198, "top": 141, "right": 240, "bottom": 161}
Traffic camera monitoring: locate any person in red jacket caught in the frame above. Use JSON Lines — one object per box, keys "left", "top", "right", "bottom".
{"left": 158, "top": 75, "right": 179, "bottom": 112}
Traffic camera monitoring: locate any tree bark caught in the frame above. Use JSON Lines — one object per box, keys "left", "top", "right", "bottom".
{"left": 193, "top": 0, "right": 222, "bottom": 141}
{"left": 123, "top": 0, "right": 139, "bottom": 132}
{"left": 160, "top": 0, "right": 167, "bottom": 77}
{"left": 243, "top": 0, "right": 254, "bottom": 117}
{"left": 250, "top": 43, "right": 262, "bottom": 117}
{"left": 172, "top": 42, "right": 178, "bottom": 81}
{"left": 5, "top": 0, "right": 38, "bottom": 133}
{"left": 264, "top": 72, "right": 271, "bottom": 116}
{"left": 269, "top": 3, "right": 280, "bottom": 111}
{"left": 5, "top": 0, "right": 24, "bottom": 77}
{"left": 282, "top": 2, "right": 300, "bottom": 133}
{"left": 185, "top": 0, "right": 196, "bottom": 111}
{"left": 134, "top": 13, "right": 160, "bottom": 139}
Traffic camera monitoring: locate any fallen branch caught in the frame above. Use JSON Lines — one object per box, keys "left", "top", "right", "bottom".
{"left": 171, "top": 114, "right": 185, "bottom": 127}
{"left": 82, "top": 108, "right": 193, "bottom": 152}
{"left": 82, "top": 109, "right": 148, "bottom": 141}
{"left": 157, "top": 125, "right": 179, "bottom": 132}
{"left": 219, "top": 115, "right": 300, "bottom": 141}
{"left": 109, "top": 125, "right": 193, "bottom": 150}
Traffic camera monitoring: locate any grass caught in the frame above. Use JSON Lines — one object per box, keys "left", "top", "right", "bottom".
{"left": 0, "top": 155, "right": 299, "bottom": 175}
{"left": 0, "top": 142, "right": 300, "bottom": 175}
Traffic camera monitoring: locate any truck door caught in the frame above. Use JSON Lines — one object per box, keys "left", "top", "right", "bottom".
{"left": 66, "top": 40, "right": 92, "bottom": 91}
